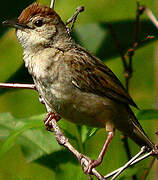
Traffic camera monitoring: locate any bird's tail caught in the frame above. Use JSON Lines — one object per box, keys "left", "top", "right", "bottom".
{"left": 125, "top": 106, "right": 158, "bottom": 159}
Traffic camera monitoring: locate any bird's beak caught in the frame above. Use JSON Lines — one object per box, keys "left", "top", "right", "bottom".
{"left": 2, "top": 20, "right": 32, "bottom": 29}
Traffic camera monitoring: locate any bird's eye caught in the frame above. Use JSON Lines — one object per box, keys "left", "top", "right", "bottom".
{"left": 34, "top": 20, "right": 43, "bottom": 27}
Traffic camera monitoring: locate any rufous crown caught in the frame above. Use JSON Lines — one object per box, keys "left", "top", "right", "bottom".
{"left": 18, "top": 3, "right": 61, "bottom": 24}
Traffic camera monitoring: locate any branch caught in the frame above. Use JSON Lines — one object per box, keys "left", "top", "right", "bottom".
{"left": 145, "top": 7, "right": 158, "bottom": 29}
{"left": 111, "top": 147, "right": 146, "bottom": 180}
{"left": 66, "top": 6, "right": 84, "bottom": 34}
{"left": 0, "top": 83, "right": 36, "bottom": 90}
{"left": 106, "top": 2, "right": 145, "bottom": 173}
{"left": 50, "top": 118, "right": 104, "bottom": 180}
{"left": 104, "top": 150, "right": 157, "bottom": 179}
{"left": 50, "top": 0, "right": 55, "bottom": 9}
{"left": 106, "top": 2, "right": 157, "bottom": 180}
{"left": 124, "top": 2, "right": 145, "bottom": 90}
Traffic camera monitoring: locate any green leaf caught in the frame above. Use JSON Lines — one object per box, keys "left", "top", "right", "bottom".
{"left": 0, "top": 113, "right": 62, "bottom": 161}
{"left": 76, "top": 125, "right": 99, "bottom": 144}
{"left": 88, "top": 128, "right": 99, "bottom": 137}
{"left": 136, "top": 109, "right": 158, "bottom": 120}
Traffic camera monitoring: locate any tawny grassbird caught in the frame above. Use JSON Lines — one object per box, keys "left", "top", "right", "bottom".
{"left": 3, "top": 3, "right": 157, "bottom": 173}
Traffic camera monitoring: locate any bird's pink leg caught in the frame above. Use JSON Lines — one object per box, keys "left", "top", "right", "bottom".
{"left": 84, "top": 131, "right": 115, "bottom": 174}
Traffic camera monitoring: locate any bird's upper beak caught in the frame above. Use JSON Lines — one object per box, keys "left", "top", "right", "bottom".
{"left": 2, "top": 19, "right": 32, "bottom": 29}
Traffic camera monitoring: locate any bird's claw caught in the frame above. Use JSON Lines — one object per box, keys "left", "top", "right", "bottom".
{"left": 84, "top": 160, "right": 96, "bottom": 174}
{"left": 80, "top": 156, "right": 97, "bottom": 175}
{"left": 43, "top": 112, "right": 61, "bottom": 131}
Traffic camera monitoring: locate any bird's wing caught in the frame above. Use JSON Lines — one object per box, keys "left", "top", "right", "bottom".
{"left": 64, "top": 48, "right": 138, "bottom": 108}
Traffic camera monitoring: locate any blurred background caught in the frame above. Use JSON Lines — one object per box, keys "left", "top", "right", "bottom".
{"left": 0, "top": 0, "right": 158, "bottom": 179}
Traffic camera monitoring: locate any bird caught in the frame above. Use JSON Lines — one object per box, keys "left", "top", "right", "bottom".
{"left": 3, "top": 2, "right": 157, "bottom": 173}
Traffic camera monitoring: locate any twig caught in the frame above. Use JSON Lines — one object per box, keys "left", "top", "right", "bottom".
{"left": 140, "top": 158, "right": 155, "bottom": 180}
{"left": 104, "top": 150, "right": 156, "bottom": 179}
{"left": 145, "top": 7, "right": 158, "bottom": 29}
{"left": 50, "top": 0, "right": 55, "bottom": 9}
{"left": 133, "top": 3, "right": 145, "bottom": 45}
{"left": 124, "top": 2, "right": 145, "bottom": 90}
{"left": 66, "top": 6, "right": 84, "bottom": 34}
{"left": 142, "top": 6, "right": 158, "bottom": 180}
{"left": 0, "top": 83, "right": 36, "bottom": 90}
{"left": 50, "top": 118, "right": 105, "bottom": 180}
{"left": 111, "top": 146, "right": 146, "bottom": 180}
{"left": 107, "top": 2, "right": 145, "bottom": 163}
{"left": 107, "top": 2, "right": 155, "bottom": 180}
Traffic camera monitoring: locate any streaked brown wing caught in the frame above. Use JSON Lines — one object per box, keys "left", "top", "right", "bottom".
{"left": 65, "top": 48, "right": 138, "bottom": 108}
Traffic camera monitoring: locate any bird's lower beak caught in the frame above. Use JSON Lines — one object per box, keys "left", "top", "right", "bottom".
{"left": 2, "top": 20, "right": 31, "bottom": 29}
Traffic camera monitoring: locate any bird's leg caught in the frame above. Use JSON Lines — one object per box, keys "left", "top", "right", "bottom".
{"left": 84, "top": 131, "right": 115, "bottom": 174}
{"left": 43, "top": 112, "right": 61, "bottom": 131}
{"left": 49, "top": 118, "right": 104, "bottom": 180}
{"left": 0, "top": 83, "right": 36, "bottom": 90}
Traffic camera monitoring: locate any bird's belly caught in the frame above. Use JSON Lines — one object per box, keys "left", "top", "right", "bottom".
{"left": 40, "top": 84, "right": 121, "bottom": 128}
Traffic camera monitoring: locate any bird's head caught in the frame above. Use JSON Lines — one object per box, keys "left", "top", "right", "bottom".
{"left": 3, "top": 3, "right": 68, "bottom": 49}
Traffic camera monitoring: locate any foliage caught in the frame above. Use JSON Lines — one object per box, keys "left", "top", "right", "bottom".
{"left": 0, "top": 0, "right": 158, "bottom": 180}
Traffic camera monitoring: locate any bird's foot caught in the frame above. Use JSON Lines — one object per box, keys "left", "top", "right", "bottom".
{"left": 84, "top": 160, "right": 95, "bottom": 175}
{"left": 81, "top": 155, "right": 101, "bottom": 175}
{"left": 43, "top": 112, "right": 61, "bottom": 131}
{"left": 85, "top": 159, "right": 101, "bottom": 174}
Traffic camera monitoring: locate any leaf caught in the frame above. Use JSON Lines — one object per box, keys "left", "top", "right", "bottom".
{"left": 136, "top": 109, "right": 158, "bottom": 120}
{"left": 36, "top": 149, "right": 78, "bottom": 170}
{"left": 0, "top": 113, "right": 62, "bottom": 161}
{"left": 88, "top": 128, "right": 99, "bottom": 137}
{"left": 76, "top": 125, "right": 99, "bottom": 144}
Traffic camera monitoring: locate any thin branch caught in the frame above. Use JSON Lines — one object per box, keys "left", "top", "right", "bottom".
{"left": 131, "top": 151, "right": 155, "bottom": 164}
{"left": 66, "top": 6, "right": 84, "bottom": 34}
{"left": 50, "top": 0, "right": 55, "bottom": 9}
{"left": 105, "top": 3, "right": 158, "bottom": 180}
{"left": 111, "top": 147, "right": 146, "bottom": 180}
{"left": 50, "top": 118, "right": 105, "bottom": 180}
{"left": 124, "top": 2, "right": 145, "bottom": 90}
{"left": 133, "top": 3, "right": 145, "bottom": 45}
{"left": 104, "top": 151, "right": 156, "bottom": 179}
{"left": 145, "top": 7, "right": 158, "bottom": 29}
{"left": 0, "top": 83, "right": 36, "bottom": 90}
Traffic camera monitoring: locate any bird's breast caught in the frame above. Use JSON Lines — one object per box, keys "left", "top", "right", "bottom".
{"left": 35, "top": 77, "right": 122, "bottom": 128}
